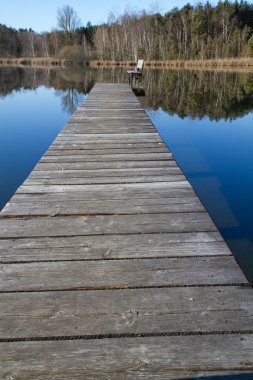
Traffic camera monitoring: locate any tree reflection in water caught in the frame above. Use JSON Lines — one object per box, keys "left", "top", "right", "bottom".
{"left": 55, "top": 88, "right": 83, "bottom": 114}
{"left": 0, "top": 66, "right": 252, "bottom": 119}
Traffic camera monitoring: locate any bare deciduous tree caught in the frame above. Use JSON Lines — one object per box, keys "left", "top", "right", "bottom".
{"left": 57, "top": 5, "right": 81, "bottom": 45}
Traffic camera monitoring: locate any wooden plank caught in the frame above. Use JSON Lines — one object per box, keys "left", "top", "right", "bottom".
{"left": 0, "top": 232, "right": 226, "bottom": 262}
{"left": 52, "top": 138, "right": 164, "bottom": 146}
{"left": 74, "top": 106, "right": 145, "bottom": 110}
{"left": 6, "top": 188, "right": 196, "bottom": 203}
{"left": 22, "top": 175, "right": 187, "bottom": 186}
{"left": 49, "top": 142, "right": 167, "bottom": 150}
{"left": 57, "top": 133, "right": 158, "bottom": 139}
{"left": 74, "top": 107, "right": 147, "bottom": 112}
{"left": 60, "top": 124, "right": 157, "bottom": 129}
{"left": 1, "top": 196, "right": 205, "bottom": 217}
{"left": 61, "top": 127, "right": 158, "bottom": 134}
{"left": 16, "top": 181, "right": 191, "bottom": 194}
{"left": 1, "top": 335, "right": 253, "bottom": 380}
{"left": 54, "top": 136, "right": 163, "bottom": 143}
{"left": 0, "top": 286, "right": 252, "bottom": 338}
{"left": 34, "top": 160, "right": 177, "bottom": 171}
{"left": 49, "top": 144, "right": 168, "bottom": 151}
{"left": 71, "top": 114, "right": 151, "bottom": 120}
{"left": 45, "top": 147, "right": 169, "bottom": 155}
{"left": 39, "top": 152, "right": 173, "bottom": 163}
{"left": 28, "top": 167, "right": 183, "bottom": 178}
{"left": 0, "top": 212, "right": 216, "bottom": 238}
{"left": 0, "top": 257, "right": 247, "bottom": 291}
{"left": 79, "top": 101, "right": 142, "bottom": 105}
{"left": 78, "top": 104, "right": 143, "bottom": 109}
{"left": 65, "top": 122, "right": 155, "bottom": 127}
{"left": 72, "top": 109, "right": 148, "bottom": 113}
{"left": 60, "top": 131, "right": 160, "bottom": 137}
{"left": 53, "top": 138, "right": 164, "bottom": 145}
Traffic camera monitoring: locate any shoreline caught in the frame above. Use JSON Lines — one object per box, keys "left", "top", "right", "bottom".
{"left": 90, "top": 58, "right": 253, "bottom": 69}
{"left": 0, "top": 57, "right": 63, "bottom": 67}
{"left": 0, "top": 57, "right": 253, "bottom": 72}
{"left": 0, "top": 57, "right": 87, "bottom": 68}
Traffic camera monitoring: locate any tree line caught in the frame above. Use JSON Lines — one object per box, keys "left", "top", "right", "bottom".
{"left": 0, "top": 1, "right": 253, "bottom": 61}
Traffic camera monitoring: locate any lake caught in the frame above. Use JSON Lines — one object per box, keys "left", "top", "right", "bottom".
{"left": 0, "top": 66, "right": 253, "bottom": 284}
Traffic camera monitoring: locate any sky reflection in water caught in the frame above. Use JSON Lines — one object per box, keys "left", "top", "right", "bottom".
{"left": 147, "top": 109, "right": 253, "bottom": 282}
{"left": 0, "top": 67, "right": 252, "bottom": 283}
{"left": 0, "top": 86, "right": 83, "bottom": 209}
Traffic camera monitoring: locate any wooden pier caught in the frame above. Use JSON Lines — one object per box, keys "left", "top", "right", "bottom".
{"left": 0, "top": 83, "right": 252, "bottom": 378}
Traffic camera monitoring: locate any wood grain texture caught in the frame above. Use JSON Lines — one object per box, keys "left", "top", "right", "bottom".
{"left": 22, "top": 176, "right": 186, "bottom": 186}
{"left": 16, "top": 181, "right": 191, "bottom": 194}
{"left": 0, "top": 212, "right": 217, "bottom": 238}
{"left": 0, "top": 232, "right": 227, "bottom": 262}
{"left": 45, "top": 147, "right": 169, "bottom": 155}
{"left": 0, "top": 257, "right": 247, "bottom": 291}
{"left": 28, "top": 167, "right": 183, "bottom": 178}
{"left": 5, "top": 188, "right": 196, "bottom": 204}
{"left": 1, "top": 196, "right": 205, "bottom": 217}
{"left": 39, "top": 152, "right": 173, "bottom": 163}
{"left": 50, "top": 142, "right": 167, "bottom": 149}
{"left": 61, "top": 128, "right": 158, "bottom": 135}
{"left": 0, "top": 335, "right": 253, "bottom": 379}
{"left": 56, "top": 133, "right": 160, "bottom": 139}
{"left": 0, "top": 286, "right": 252, "bottom": 338}
{"left": 34, "top": 160, "right": 178, "bottom": 170}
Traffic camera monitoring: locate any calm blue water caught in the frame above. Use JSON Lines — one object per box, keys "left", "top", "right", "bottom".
{"left": 0, "top": 67, "right": 253, "bottom": 284}
{"left": 0, "top": 86, "right": 84, "bottom": 208}
{"left": 147, "top": 110, "right": 253, "bottom": 283}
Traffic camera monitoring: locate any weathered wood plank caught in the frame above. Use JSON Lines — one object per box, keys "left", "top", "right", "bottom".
{"left": 63, "top": 123, "right": 156, "bottom": 130}
{"left": 0, "top": 243, "right": 230, "bottom": 262}
{"left": 28, "top": 167, "right": 183, "bottom": 178}
{"left": 57, "top": 133, "right": 159, "bottom": 139}
{"left": 0, "top": 257, "right": 247, "bottom": 291}
{"left": 59, "top": 123, "right": 157, "bottom": 128}
{"left": 0, "top": 212, "right": 216, "bottom": 238}
{"left": 54, "top": 137, "right": 163, "bottom": 144}
{"left": 49, "top": 142, "right": 167, "bottom": 150}
{"left": 72, "top": 110, "right": 148, "bottom": 113}
{"left": 6, "top": 188, "right": 196, "bottom": 203}
{"left": 39, "top": 152, "right": 173, "bottom": 163}
{"left": 74, "top": 107, "right": 147, "bottom": 111}
{"left": 70, "top": 110, "right": 150, "bottom": 113}
{"left": 71, "top": 114, "right": 151, "bottom": 120}
{"left": 34, "top": 160, "right": 177, "bottom": 171}
{"left": 79, "top": 104, "right": 143, "bottom": 109}
{"left": 0, "top": 232, "right": 226, "bottom": 262}
{"left": 16, "top": 181, "right": 191, "bottom": 194}
{"left": 51, "top": 140, "right": 163, "bottom": 149}
{"left": 1, "top": 335, "right": 253, "bottom": 380}
{"left": 0, "top": 287, "right": 252, "bottom": 338}
{"left": 46, "top": 147, "right": 169, "bottom": 155}
{"left": 1, "top": 196, "right": 205, "bottom": 216}
{"left": 22, "top": 175, "right": 187, "bottom": 186}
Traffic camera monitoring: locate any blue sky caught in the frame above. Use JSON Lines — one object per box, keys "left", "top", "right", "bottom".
{"left": 1, "top": 0, "right": 218, "bottom": 32}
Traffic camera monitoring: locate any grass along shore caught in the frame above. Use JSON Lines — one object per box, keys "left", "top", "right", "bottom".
{"left": 90, "top": 57, "right": 253, "bottom": 69}
{"left": 0, "top": 57, "right": 253, "bottom": 70}
{"left": 0, "top": 57, "right": 63, "bottom": 67}
{"left": 0, "top": 57, "right": 87, "bottom": 67}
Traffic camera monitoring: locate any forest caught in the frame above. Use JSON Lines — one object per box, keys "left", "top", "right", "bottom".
{"left": 0, "top": 0, "right": 253, "bottom": 61}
